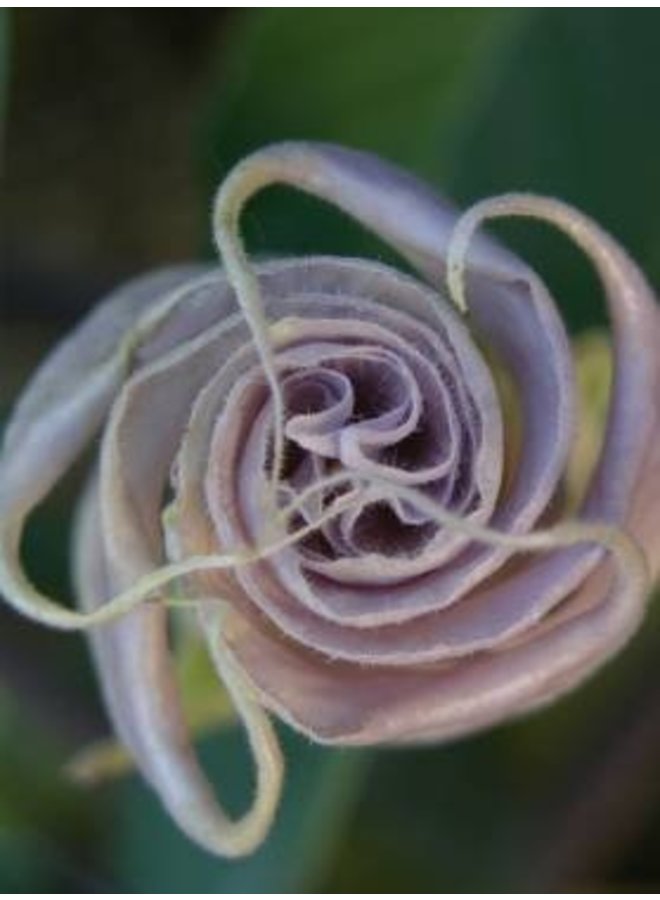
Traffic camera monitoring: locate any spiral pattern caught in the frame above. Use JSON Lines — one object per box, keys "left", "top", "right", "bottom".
{"left": 2, "top": 142, "right": 660, "bottom": 855}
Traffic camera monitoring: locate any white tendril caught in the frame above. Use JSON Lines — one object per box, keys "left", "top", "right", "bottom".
{"left": 446, "top": 192, "right": 643, "bottom": 316}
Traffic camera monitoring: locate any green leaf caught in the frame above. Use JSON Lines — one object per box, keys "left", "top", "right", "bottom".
{"left": 206, "top": 10, "right": 525, "bottom": 169}
{"left": 202, "top": 11, "right": 660, "bottom": 336}
{"left": 448, "top": 9, "right": 660, "bottom": 332}
{"left": 201, "top": 9, "right": 529, "bottom": 260}
{"left": 0, "top": 690, "right": 99, "bottom": 891}
{"left": 111, "top": 726, "right": 368, "bottom": 892}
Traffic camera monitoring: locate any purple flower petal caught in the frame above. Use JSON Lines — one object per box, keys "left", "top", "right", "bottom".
{"left": 2, "top": 142, "right": 659, "bottom": 857}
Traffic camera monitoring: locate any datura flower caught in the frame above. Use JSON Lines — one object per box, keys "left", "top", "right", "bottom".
{"left": 1, "top": 142, "right": 660, "bottom": 857}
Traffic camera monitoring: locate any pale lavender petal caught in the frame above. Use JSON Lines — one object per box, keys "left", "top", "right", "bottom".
{"left": 0, "top": 267, "right": 211, "bottom": 625}
{"left": 220, "top": 557, "right": 643, "bottom": 745}
{"left": 4, "top": 139, "right": 660, "bottom": 860}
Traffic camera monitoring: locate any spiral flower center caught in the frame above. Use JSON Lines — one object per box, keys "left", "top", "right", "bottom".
{"left": 205, "top": 291, "right": 504, "bottom": 585}
{"left": 279, "top": 346, "right": 470, "bottom": 560}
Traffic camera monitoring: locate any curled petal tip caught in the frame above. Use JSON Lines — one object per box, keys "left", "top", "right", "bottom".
{"left": 3, "top": 142, "right": 660, "bottom": 856}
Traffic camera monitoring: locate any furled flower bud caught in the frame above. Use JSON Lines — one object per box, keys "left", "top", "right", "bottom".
{"left": 2, "top": 143, "right": 659, "bottom": 856}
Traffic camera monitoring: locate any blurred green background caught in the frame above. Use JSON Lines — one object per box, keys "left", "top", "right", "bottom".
{"left": 4, "top": 9, "right": 660, "bottom": 892}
